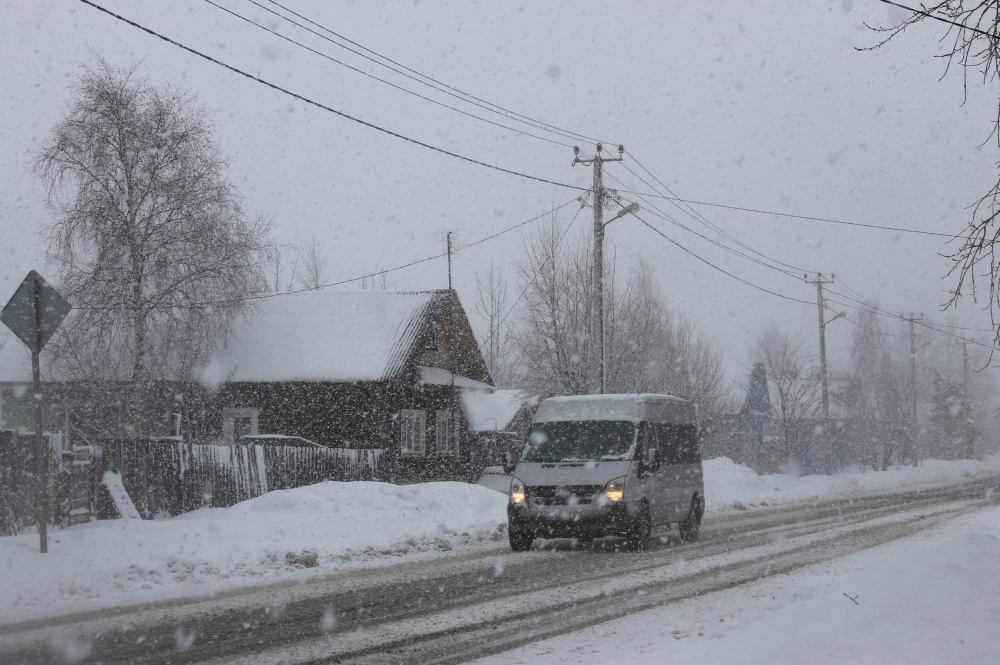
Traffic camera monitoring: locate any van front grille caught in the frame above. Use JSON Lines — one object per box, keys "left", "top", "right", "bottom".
{"left": 526, "top": 485, "right": 603, "bottom": 506}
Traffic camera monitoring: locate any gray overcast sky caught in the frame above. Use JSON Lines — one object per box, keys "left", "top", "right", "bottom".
{"left": 1, "top": 0, "right": 998, "bottom": 386}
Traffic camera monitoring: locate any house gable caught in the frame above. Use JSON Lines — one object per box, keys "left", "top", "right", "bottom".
{"left": 409, "top": 290, "right": 493, "bottom": 387}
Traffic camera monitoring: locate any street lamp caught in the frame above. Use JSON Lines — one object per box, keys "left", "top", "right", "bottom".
{"left": 605, "top": 202, "right": 640, "bottom": 225}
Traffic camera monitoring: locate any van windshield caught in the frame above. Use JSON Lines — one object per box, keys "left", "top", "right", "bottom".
{"left": 522, "top": 421, "right": 636, "bottom": 462}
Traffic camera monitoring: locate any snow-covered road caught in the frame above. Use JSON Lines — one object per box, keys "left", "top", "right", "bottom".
{"left": 2, "top": 466, "right": 998, "bottom": 665}
{"left": 471, "top": 504, "right": 1000, "bottom": 665}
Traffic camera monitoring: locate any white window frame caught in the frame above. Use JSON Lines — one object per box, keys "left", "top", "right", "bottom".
{"left": 400, "top": 410, "right": 426, "bottom": 456}
{"left": 436, "top": 410, "right": 458, "bottom": 457}
{"left": 223, "top": 408, "right": 259, "bottom": 444}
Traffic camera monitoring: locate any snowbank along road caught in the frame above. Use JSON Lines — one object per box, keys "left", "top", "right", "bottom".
{"left": 2, "top": 473, "right": 998, "bottom": 665}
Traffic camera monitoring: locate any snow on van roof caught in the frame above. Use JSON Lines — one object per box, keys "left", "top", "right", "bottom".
{"left": 533, "top": 393, "right": 691, "bottom": 423}
{"left": 216, "top": 290, "right": 440, "bottom": 383}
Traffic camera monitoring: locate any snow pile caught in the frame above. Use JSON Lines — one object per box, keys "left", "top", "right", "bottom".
{"left": 0, "top": 480, "right": 507, "bottom": 625}
{"left": 703, "top": 455, "right": 1000, "bottom": 513}
{"left": 472, "top": 506, "right": 1000, "bottom": 665}
{"left": 101, "top": 470, "right": 141, "bottom": 520}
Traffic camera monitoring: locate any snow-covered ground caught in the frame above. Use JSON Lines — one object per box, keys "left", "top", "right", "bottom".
{"left": 0, "top": 481, "right": 508, "bottom": 625}
{"left": 470, "top": 504, "right": 1000, "bottom": 665}
{"left": 1, "top": 456, "right": 998, "bottom": 626}
{"left": 704, "top": 455, "right": 1000, "bottom": 513}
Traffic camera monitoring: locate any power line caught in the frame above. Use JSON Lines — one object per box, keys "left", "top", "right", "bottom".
{"left": 616, "top": 186, "right": 956, "bottom": 238}
{"left": 632, "top": 213, "right": 815, "bottom": 306}
{"left": 78, "top": 0, "right": 586, "bottom": 193}
{"left": 202, "top": 0, "right": 575, "bottom": 148}
{"left": 838, "top": 310, "right": 998, "bottom": 364}
{"left": 477, "top": 195, "right": 589, "bottom": 352}
{"left": 604, "top": 172, "right": 809, "bottom": 280}
{"left": 619, "top": 155, "right": 818, "bottom": 274}
{"left": 74, "top": 197, "right": 581, "bottom": 311}
{"left": 823, "top": 292, "right": 1000, "bottom": 356}
{"left": 257, "top": 0, "right": 614, "bottom": 147}
{"left": 915, "top": 318, "right": 997, "bottom": 335}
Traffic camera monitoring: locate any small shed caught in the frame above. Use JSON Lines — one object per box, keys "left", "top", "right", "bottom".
{"left": 461, "top": 389, "right": 537, "bottom": 465}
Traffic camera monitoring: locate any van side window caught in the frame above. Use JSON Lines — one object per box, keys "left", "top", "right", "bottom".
{"left": 676, "top": 424, "right": 700, "bottom": 464}
{"left": 655, "top": 423, "right": 700, "bottom": 465}
{"left": 640, "top": 421, "right": 658, "bottom": 455}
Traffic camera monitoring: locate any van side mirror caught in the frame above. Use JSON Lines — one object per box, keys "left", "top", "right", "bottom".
{"left": 644, "top": 447, "right": 661, "bottom": 472}
{"left": 502, "top": 451, "right": 516, "bottom": 474}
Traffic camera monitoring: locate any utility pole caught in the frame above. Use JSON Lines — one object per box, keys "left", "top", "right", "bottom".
{"left": 573, "top": 143, "right": 624, "bottom": 394}
{"left": 962, "top": 340, "right": 974, "bottom": 458}
{"left": 446, "top": 231, "right": 453, "bottom": 291}
{"left": 806, "top": 273, "right": 836, "bottom": 476}
{"left": 902, "top": 313, "right": 923, "bottom": 467}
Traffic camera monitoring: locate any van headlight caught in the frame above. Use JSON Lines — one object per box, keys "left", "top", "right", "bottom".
{"left": 603, "top": 476, "right": 626, "bottom": 502}
{"left": 510, "top": 478, "right": 526, "bottom": 504}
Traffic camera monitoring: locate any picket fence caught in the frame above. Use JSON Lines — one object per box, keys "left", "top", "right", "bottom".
{"left": 0, "top": 430, "right": 386, "bottom": 533}
{"left": 99, "top": 439, "right": 386, "bottom": 518}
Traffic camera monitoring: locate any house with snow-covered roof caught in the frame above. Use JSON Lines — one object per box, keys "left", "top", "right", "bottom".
{"left": 214, "top": 288, "right": 496, "bottom": 482}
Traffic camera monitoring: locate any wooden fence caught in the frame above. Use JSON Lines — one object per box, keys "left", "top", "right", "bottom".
{"left": 1, "top": 431, "right": 385, "bottom": 532}
{"left": 0, "top": 430, "right": 68, "bottom": 536}
{"left": 0, "top": 430, "right": 38, "bottom": 536}
{"left": 97, "top": 439, "right": 386, "bottom": 518}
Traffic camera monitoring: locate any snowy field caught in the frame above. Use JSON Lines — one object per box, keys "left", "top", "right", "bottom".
{"left": 1, "top": 456, "right": 999, "bottom": 626}
{"left": 703, "top": 455, "right": 1000, "bottom": 513}
{"left": 470, "top": 504, "right": 1000, "bottom": 665}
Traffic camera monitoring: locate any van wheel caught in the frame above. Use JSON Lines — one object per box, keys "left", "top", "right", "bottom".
{"left": 625, "top": 504, "right": 651, "bottom": 551}
{"left": 679, "top": 495, "right": 703, "bottom": 543}
{"left": 509, "top": 528, "right": 534, "bottom": 552}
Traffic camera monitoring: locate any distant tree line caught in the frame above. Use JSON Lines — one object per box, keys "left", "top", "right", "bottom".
{"left": 742, "top": 306, "right": 998, "bottom": 474}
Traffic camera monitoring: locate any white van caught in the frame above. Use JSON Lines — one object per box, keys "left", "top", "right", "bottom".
{"left": 504, "top": 393, "right": 704, "bottom": 551}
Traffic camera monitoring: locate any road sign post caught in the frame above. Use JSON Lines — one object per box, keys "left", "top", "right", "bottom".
{"left": 1, "top": 271, "right": 71, "bottom": 554}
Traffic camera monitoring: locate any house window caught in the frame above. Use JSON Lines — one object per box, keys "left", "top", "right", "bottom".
{"left": 223, "top": 408, "right": 259, "bottom": 444}
{"left": 425, "top": 328, "right": 438, "bottom": 350}
{"left": 400, "top": 410, "right": 426, "bottom": 456}
{"left": 436, "top": 410, "right": 458, "bottom": 456}
{"left": 233, "top": 416, "right": 253, "bottom": 441}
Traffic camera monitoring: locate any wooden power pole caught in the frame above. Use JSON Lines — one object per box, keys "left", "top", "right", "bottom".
{"left": 573, "top": 144, "right": 624, "bottom": 394}
{"left": 806, "top": 273, "right": 837, "bottom": 475}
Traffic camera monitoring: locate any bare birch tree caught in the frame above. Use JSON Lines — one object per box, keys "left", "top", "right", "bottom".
{"left": 295, "top": 236, "right": 327, "bottom": 291}
{"left": 34, "top": 60, "right": 271, "bottom": 432}
{"left": 511, "top": 216, "right": 730, "bottom": 421}
{"left": 474, "top": 264, "right": 514, "bottom": 386}
{"left": 753, "top": 326, "right": 822, "bottom": 471}
{"left": 513, "top": 216, "right": 594, "bottom": 395}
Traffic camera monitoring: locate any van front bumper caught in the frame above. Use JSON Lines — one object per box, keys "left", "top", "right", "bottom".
{"left": 507, "top": 500, "right": 643, "bottom": 539}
